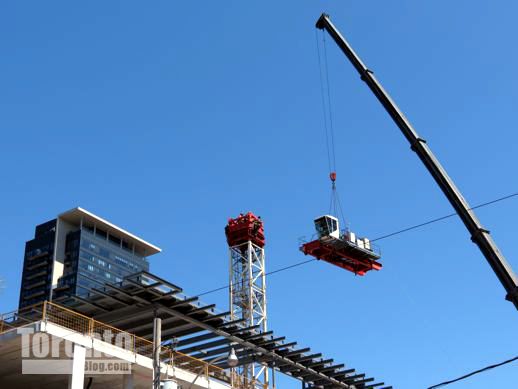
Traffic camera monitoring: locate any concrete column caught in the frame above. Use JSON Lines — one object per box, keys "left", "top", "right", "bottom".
{"left": 68, "top": 344, "right": 86, "bottom": 389}
{"left": 123, "top": 371, "right": 134, "bottom": 389}
{"left": 152, "top": 317, "right": 162, "bottom": 389}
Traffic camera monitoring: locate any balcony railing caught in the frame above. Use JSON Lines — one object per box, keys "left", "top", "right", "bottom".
{"left": 0, "top": 301, "right": 266, "bottom": 389}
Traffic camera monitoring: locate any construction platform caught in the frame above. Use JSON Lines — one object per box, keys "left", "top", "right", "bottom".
{"left": 301, "top": 235, "right": 382, "bottom": 276}
{"left": 300, "top": 215, "right": 382, "bottom": 276}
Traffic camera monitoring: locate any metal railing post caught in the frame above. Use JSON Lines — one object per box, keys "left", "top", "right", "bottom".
{"left": 42, "top": 301, "right": 47, "bottom": 323}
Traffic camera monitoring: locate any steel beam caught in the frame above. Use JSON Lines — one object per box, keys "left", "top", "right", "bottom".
{"left": 282, "top": 347, "right": 310, "bottom": 357}
{"left": 176, "top": 332, "right": 221, "bottom": 347}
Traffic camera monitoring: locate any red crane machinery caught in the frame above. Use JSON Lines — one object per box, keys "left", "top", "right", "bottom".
{"left": 299, "top": 174, "right": 383, "bottom": 276}
{"left": 225, "top": 212, "right": 265, "bottom": 248}
{"left": 300, "top": 177, "right": 383, "bottom": 276}
{"left": 300, "top": 214, "right": 382, "bottom": 276}
{"left": 300, "top": 172, "right": 382, "bottom": 276}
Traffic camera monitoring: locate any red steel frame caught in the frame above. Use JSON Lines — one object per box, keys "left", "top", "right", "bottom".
{"left": 301, "top": 239, "right": 382, "bottom": 276}
{"left": 225, "top": 212, "right": 265, "bottom": 248}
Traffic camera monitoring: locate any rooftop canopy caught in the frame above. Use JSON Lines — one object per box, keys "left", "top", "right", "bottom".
{"left": 59, "top": 207, "right": 162, "bottom": 257}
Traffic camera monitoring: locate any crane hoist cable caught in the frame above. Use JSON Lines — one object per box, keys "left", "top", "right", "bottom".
{"left": 306, "top": 29, "right": 384, "bottom": 276}
{"left": 316, "top": 29, "right": 345, "bottom": 224}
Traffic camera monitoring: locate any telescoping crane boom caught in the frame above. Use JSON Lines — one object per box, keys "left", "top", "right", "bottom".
{"left": 315, "top": 13, "right": 518, "bottom": 310}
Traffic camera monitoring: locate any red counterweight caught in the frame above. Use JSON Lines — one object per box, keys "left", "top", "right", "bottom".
{"left": 225, "top": 212, "right": 265, "bottom": 248}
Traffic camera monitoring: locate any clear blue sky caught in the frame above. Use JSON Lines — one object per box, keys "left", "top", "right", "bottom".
{"left": 1, "top": 1, "right": 517, "bottom": 388}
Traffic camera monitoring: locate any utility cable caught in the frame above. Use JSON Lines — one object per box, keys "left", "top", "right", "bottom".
{"left": 371, "top": 191, "right": 518, "bottom": 242}
{"left": 196, "top": 258, "right": 316, "bottom": 298}
{"left": 191, "top": 191, "right": 518, "bottom": 299}
{"left": 427, "top": 355, "right": 518, "bottom": 388}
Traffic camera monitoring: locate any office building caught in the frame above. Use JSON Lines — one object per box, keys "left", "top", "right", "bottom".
{"left": 19, "top": 207, "right": 161, "bottom": 309}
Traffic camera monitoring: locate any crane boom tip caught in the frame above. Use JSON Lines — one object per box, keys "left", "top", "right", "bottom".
{"left": 316, "top": 13, "right": 330, "bottom": 30}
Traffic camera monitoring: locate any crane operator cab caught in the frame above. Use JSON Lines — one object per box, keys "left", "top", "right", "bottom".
{"left": 301, "top": 214, "right": 382, "bottom": 275}
{"left": 314, "top": 215, "right": 340, "bottom": 239}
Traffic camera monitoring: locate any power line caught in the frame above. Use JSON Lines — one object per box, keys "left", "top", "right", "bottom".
{"left": 192, "top": 191, "right": 518, "bottom": 299}
{"left": 427, "top": 355, "right": 518, "bottom": 388}
{"left": 372, "top": 191, "right": 518, "bottom": 242}
{"left": 196, "top": 258, "right": 316, "bottom": 298}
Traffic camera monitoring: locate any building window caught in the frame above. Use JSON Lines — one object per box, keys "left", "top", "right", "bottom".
{"left": 121, "top": 240, "right": 130, "bottom": 250}
{"left": 114, "top": 255, "right": 128, "bottom": 266}
{"left": 87, "top": 265, "right": 94, "bottom": 272}
{"left": 109, "top": 234, "right": 121, "bottom": 246}
{"left": 96, "top": 228, "right": 107, "bottom": 239}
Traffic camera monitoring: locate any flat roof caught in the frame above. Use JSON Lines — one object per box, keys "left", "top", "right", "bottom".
{"left": 58, "top": 207, "right": 162, "bottom": 256}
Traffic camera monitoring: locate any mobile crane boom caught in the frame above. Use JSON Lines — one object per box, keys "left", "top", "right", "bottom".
{"left": 316, "top": 13, "right": 518, "bottom": 310}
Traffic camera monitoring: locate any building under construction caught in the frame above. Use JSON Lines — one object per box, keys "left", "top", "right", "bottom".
{"left": 0, "top": 207, "right": 390, "bottom": 389}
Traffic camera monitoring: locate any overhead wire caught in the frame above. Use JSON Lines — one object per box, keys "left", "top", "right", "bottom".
{"left": 427, "top": 355, "right": 518, "bottom": 388}
{"left": 196, "top": 258, "right": 316, "bottom": 298}
{"left": 371, "top": 191, "right": 518, "bottom": 242}
{"left": 191, "top": 191, "right": 518, "bottom": 299}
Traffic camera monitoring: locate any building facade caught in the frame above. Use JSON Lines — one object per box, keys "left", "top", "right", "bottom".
{"left": 19, "top": 207, "right": 161, "bottom": 309}
{"left": 19, "top": 220, "right": 58, "bottom": 308}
